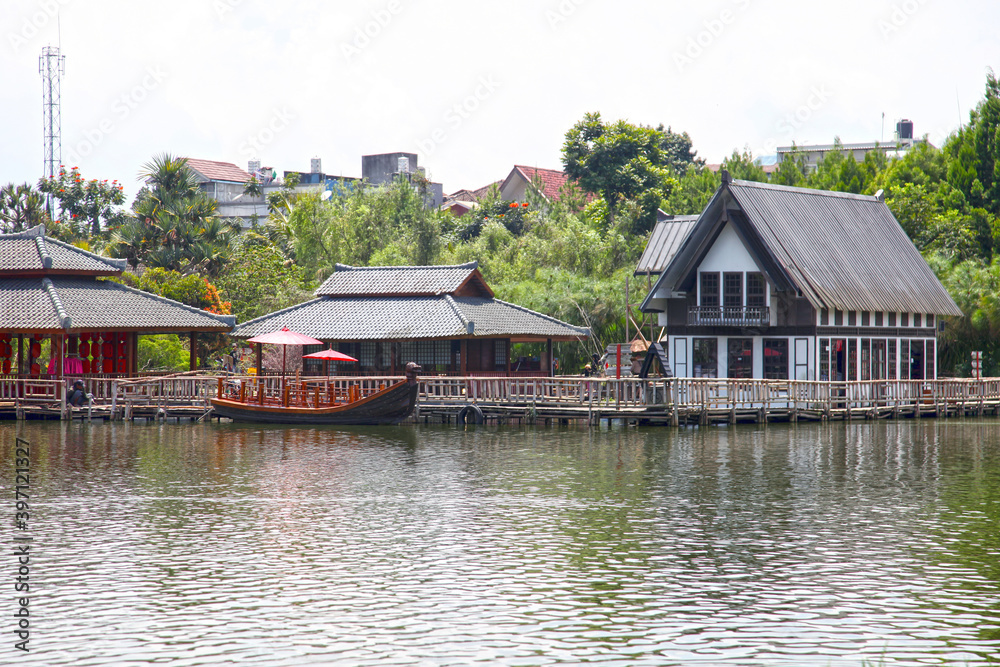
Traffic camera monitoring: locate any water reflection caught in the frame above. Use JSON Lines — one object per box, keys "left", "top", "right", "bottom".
{"left": 0, "top": 420, "right": 998, "bottom": 665}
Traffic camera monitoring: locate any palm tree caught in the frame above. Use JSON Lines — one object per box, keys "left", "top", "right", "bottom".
{"left": 0, "top": 183, "right": 49, "bottom": 233}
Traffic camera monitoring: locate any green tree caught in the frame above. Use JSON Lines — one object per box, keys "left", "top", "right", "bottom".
{"left": 0, "top": 183, "right": 49, "bottom": 233}
{"left": 215, "top": 238, "right": 311, "bottom": 322}
{"left": 720, "top": 147, "right": 768, "bottom": 182}
{"left": 562, "top": 112, "right": 682, "bottom": 233}
{"left": 37, "top": 167, "right": 127, "bottom": 237}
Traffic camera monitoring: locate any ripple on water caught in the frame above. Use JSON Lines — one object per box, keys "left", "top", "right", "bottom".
{"left": 3, "top": 420, "right": 1000, "bottom": 665}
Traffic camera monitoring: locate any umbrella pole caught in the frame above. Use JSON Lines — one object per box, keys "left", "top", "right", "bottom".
{"left": 282, "top": 346, "right": 286, "bottom": 403}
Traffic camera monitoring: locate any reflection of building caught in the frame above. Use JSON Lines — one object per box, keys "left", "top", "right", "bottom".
{"left": 776, "top": 119, "right": 929, "bottom": 173}
{"left": 641, "top": 172, "right": 961, "bottom": 381}
{"left": 232, "top": 262, "right": 588, "bottom": 376}
{"left": 0, "top": 225, "right": 234, "bottom": 377}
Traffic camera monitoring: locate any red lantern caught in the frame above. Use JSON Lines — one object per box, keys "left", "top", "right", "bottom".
{"left": 80, "top": 332, "right": 90, "bottom": 342}
{"left": 103, "top": 359, "right": 113, "bottom": 374}
{"left": 0, "top": 343, "right": 9, "bottom": 358}
{"left": 81, "top": 359, "right": 90, "bottom": 373}
{"left": 0, "top": 332, "right": 9, "bottom": 341}
{"left": 33, "top": 333, "right": 42, "bottom": 341}
{"left": 2, "top": 360, "right": 10, "bottom": 374}
{"left": 30, "top": 342, "right": 41, "bottom": 358}
{"left": 30, "top": 363, "right": 40, "bottom": 376}
{"left": 79, "top": 342, "right": 90, "bottom": 358}
{"left": 118, "top": 332, "right": 126, "bottom": 343}
{"left": 103, "top": 342, "right": 113, "bottom": 358}
{"left": 117, "top": 359, "right": 126, "bottom": 373}
{"left": 118, "top": 343, "right": 126, "bottom": 356}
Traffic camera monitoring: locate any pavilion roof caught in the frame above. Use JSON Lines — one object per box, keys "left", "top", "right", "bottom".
{"left": 0, "top": 277, "right": 234, "bottom": 333}
{"left": 0, "top": 225, "right": 127, "bottom": 276}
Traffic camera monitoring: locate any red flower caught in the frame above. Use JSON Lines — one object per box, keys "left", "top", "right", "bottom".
{"left": 509, "top": 202, "right": 518, "bottom": 208}
{"left": 521, "top": 202, "right": 529, "bottom": 207}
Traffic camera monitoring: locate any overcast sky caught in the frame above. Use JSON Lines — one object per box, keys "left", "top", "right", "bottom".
{"left": 3, "top": 0, "right": 998, "bottom": 204}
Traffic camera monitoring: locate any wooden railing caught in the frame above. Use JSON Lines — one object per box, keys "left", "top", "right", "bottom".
{"left": 8, "top": 371, "right": 1000, "bottom": 421}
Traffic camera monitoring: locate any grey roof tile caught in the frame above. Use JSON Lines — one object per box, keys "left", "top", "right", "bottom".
{"left": 232, "top": 295, "right": 587, "bottom": 341}
{"left": 315, "top": 262, "right": 483, "bottom": 297}
{"left": 0, "top": 225, "right": 126, "bottom": 273}
{"left": 0, "top": 277, "right": 234, "bottom": 332}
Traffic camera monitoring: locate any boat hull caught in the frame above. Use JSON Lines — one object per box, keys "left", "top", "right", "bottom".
{"left": 211, "top": 380, "right": 418, "bottom": 425}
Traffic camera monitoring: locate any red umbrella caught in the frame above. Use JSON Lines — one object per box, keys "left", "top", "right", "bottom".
{"left": 247, "top": 327, "right": 324, "bottom": 395}
{"left": 303, "top": 348, "right": 359, "bottom": 377}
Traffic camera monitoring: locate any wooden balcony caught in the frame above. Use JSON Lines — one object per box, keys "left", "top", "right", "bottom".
{"left": 688, "top": 306, "right": 770, "bottom": 326}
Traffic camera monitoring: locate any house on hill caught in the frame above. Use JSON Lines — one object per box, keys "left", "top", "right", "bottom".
{"left": 640, "top": 172, "right": 961, "bottom": 381}
{"left": 232, "top": 261, "right": 588, "bottom": 376}
{"left": 0, "top": 225, "right": 234, "bottom": 378}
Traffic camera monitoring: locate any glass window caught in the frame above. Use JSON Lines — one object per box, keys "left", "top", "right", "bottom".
{"left": 763, "top": 339, "right": 788, "bottom": 379}
{"left": 900, "top": 340, "right": 910, "bottom": 380}
{"left": 848, "top": 339, "right": 857, "bottom": 381}
{"left": 747, "top": 273, "right": 766, "bottom": 308}
{"left": 861, "top": 339, "right": 871, "bottom": 381}
{"left": 925, "top": 340, "right": 935, "bottom": 379}
{"left": 835, "top": 310, "right": 843, "bottom": 326}
{"left": 888, "top": 339, "right": 897, "bottom": 380}
{"left": 909, "top": 340, "right": 924, "bottom": 380}
{"left": 819, "top": 338, "right": 830, "bottom": 381}
{"left": 848, "top": 311, "right": 857, "bottom": 326}
{"left": 727, "top": 338, "right": 753, "bottom": 379}
{"left": 693, "top": 338, "right": 718, "bottom": 378}
{"left": 872, "top": 339, "right": 886, "bottom": 380}
{"left": 901, "top": 313, "right": 909, "bottom": 327}
{"left": 724, "top": 272, "right": 743, "bottom": 308}
{"left": 821, "top": 309, "right": 829, "bottom": 326}
{"left": 875, "top": 312, "right": 883, "bottom": 327}
{"left": 700, "top": 272, "right": 719, "bottom": 309}
{"left": 888, "top": 312, "right": 896, "bottom": 327}
{"left": 494, "top": 339, "right": 508, "bottom": 370}
{"left": 913, "top": 313, "right": 922, "bottom": 327}
{"left": 861, "top": 311, "right": 870, "bottom": 327}
{"left": 926, "top": 314, "right": 934, "bottom": 328}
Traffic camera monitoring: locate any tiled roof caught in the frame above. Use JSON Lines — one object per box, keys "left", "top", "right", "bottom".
{"left": 232, "top": 295, "right": 588, "bottom": 342}
{"left": 0, "top": 226, "right": 127, "bottom": 274}
{"left": 510, "top": 166, "right": 572, "bottom": 201}
{"left": 0, "top": 277, "right": 235, "bottom": 332}
{"left": 315, "top": 262, "right": 491, "bottom": 297}
{"left": 182, "top": 158, "right": 251, "bottom": 184}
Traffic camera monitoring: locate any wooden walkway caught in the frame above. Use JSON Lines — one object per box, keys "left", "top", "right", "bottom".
{"left": 4, "top": 373, "right": 1000, "bottom": 425}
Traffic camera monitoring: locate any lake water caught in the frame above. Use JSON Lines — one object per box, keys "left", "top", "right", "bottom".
{"left": 1, "top": 419, "right": 999, "bottom": 666}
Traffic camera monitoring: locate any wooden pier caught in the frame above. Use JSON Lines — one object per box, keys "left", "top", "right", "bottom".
{"left": 4, "top": 373, "right": 1000, "bottom": 426}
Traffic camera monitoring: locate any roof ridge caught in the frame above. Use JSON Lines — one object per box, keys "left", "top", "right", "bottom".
{"left": 333, "top": 261, "right": 479, "bottom": 272}
{"left": 43, "top": 235, "right": 128, "bottom": 270}
{"left": 443, "top": 294, "right": 474, "bottom": 334}
{"left": 230, "top": 297, "right": 324, "bottom": 334}
{"left": 731, "top": 179, "right": 878, "bottom": 201}
{"left": 105, "top": 278, "right": 236, "bottom": 327}
{"left": 42, "top": 277, "right": 72, "bottom": 329}
{"left": 35, "top": 236, "right": 52, "bottom": 269}
{"left": 460, "top": 295, "right": 588, "bottom": 335}
{"left": 0, "top": 224, "right": 46, "bottom": 239}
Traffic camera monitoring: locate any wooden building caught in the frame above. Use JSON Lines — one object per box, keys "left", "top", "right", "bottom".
{"left": 641, "top": 173, "right": 963, "bottom": 381}
{"left": 232, "top": 262, "right": 589, "bottom": 375}
{"left": 0, "top": 225, "right": 235, "bottom": 378}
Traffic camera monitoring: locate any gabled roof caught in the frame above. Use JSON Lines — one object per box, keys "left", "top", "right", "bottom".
{"left": 230, "top": 295, "right": 588, "bottom": 342}
{"left": 0, "top": 277, "right": 234, "bottom": 333}
{"left": 503, "top": 166, "right": 575, "bottom": 202}
{"left": 182, "top": 158, "right": 250, "bottom": 184}
{"left": 0, "top": 225, "right": 127, "bottom": 276}
{"left": 634, "top": 215, "right": 699, "bottom": 276}
{"left": 315, "top": 262, "right": 493, "bottom": 298}
{"left": 644, "top": 178, "right": 962, "bottom": 317}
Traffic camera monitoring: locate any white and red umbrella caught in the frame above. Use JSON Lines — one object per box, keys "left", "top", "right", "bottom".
{"left": 247, "top": 327, "right": 323, "bottom": 391}
{"left": 302, "top": 347, "right": 358, "bottom": 376}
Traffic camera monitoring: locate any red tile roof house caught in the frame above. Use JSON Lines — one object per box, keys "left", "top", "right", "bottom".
{"left": 180, "top": 158, "right": 265, "bottom": 224}
{"left": 443, "top": 166, "right": 594, "bottom": 217}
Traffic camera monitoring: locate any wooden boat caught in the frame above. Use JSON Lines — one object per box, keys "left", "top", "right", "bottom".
{"left": 211, "top": 363, "right": 420, "bottom": 425}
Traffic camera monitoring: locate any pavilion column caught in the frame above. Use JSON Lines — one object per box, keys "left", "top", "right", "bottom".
{"left": 255, "top": 343, "right": 262, "bottom": 374}
{"left": 460, "top": 340, "right": 468, "bottom": 376}
{"left": 128, "top": 333, "right": 138, "bottom": 377}
{"left": 189, "top": 332, "right": 197, "bottom": 371}
{"left": 17, "top": 335, "right": 23, "bottom": 376}
{"left": 546, "top": 338, "right": 553, "bottom": 377}
{"left": 505, "top": 339, "right": 511, "bottom": 374}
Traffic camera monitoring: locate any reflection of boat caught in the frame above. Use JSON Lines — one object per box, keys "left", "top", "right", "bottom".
{"left": 211, "top": 363, "right": 420, "bottom": 425}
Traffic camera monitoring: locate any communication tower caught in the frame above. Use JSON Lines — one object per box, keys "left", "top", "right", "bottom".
{"left": 39, "top": 46, "right": 66, "bottom": 196}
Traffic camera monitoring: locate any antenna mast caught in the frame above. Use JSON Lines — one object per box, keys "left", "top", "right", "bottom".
{"left": 39, "top": 45, "right": 66, "bottom": 215}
